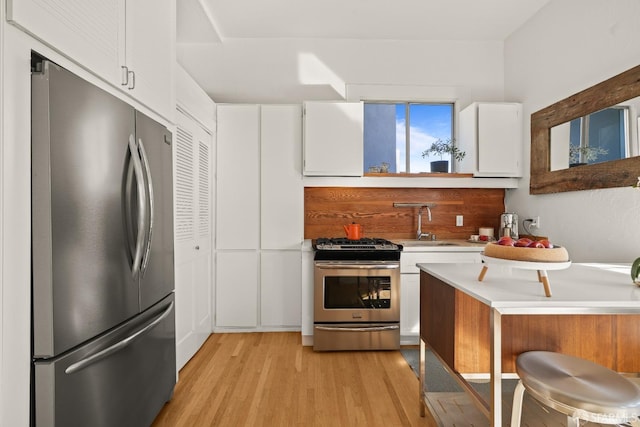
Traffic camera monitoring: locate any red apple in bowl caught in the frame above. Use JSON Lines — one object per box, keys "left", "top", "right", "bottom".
{"left": 527, "top": 241, "right": 545, "bottom": 248}
{"left": 538, "top": 239, "right": 553, "bottom": 248}
{"left": 514, "top": 238, "right": 532, "bottom": 247}
{"left": 497, "top": 236, "right": 515, "bottom": 246}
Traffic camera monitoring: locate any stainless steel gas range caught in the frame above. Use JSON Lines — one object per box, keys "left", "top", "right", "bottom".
{"left": 312, "top": 238, "right": 402, "bottom": 351}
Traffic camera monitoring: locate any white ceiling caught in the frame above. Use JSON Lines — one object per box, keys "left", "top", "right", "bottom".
{"left": 176, "top": 0, "right": 552, "bottom": 102}
{"left": 179, "top": 0, "right": 551, "bottom": 42}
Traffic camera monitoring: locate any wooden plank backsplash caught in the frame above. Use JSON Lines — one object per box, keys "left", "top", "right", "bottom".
{"left": 304, "top": 187, "right": 505, "bottom": 240}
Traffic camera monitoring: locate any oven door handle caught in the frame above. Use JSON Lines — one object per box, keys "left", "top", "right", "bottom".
{"left": 315, "top": 264, "right": 399, "bottom": 270}
{"left": 315, "top": 325, "right": 400, "bottom": 332}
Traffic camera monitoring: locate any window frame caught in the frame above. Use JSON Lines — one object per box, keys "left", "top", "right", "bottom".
{"left": 363, "top": 100, "right": 456, "bottom": 175}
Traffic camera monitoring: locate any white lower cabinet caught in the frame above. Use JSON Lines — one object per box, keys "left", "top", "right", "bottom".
{"left": 400, "top": 250, "right": 482, "bottom": 343}
{"left": 216, "top": 251, "right": 259, "bottom": 328}
{"left": 261, "top": 251, "right": 302, "bottom": 327}
{"left": 216, "top": 251, "right": 301, "bottom": 329}
{"left": 400, "top": 273, "right": 421, "bottom": 338}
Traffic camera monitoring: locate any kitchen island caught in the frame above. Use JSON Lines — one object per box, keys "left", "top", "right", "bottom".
{"left": 418, "top": 262, "right": 640, "bottom": 426}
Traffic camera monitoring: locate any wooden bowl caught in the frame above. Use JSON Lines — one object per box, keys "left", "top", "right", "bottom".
{"left": 483, "top": 242, "right": 569, "bottom": 263}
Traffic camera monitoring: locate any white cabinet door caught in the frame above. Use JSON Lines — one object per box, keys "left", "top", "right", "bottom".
{"left": 122, "top": 0, "right": 175, "bottom": 120}
{"left": 400, "top": 251, "right": 481, "bottom": 340}
{"left": 7, "top": 0, "right": 121, "bottom": 84}
{"left": 261, "top": 105, "right": 303, "bottom": 250}
{"left": 260, "top": 251, "right": 301, "bottom": 327}
{"left": 216, "top": 251, "right": 258, "bottom": 328}
{"left": 303, "top": 101, "right": 364, "bottom": 176}
{"left": 400, "top": 274, "right": 420, "bottom": 337}
{"left": 7, "top": 0, "right": 175, "bottom": 120}
{"left": 260, "top": 106, "right": 304, "bottom": 329}
{"left": 458, "top": 102, "right": 523, "bottom": 177}
{"left": 174, "top": 111, "right": 213, "bottom": 369}
{"left": 216, "top": 105, "right": 260, "bottom": 249}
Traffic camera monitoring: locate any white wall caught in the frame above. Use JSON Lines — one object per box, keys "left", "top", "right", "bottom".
{"left": 178, "top": 38, "right": 506, "bottom": 104}
{"left": 504, "top": 0, "right": 640, "bottom": 262}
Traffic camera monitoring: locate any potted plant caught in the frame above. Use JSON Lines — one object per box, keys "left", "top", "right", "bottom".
{"left": 421, "top": 138, "right": 466, "bottom": 173}
{"left": 569, "top": 145, "right": 608, "bottom": 167}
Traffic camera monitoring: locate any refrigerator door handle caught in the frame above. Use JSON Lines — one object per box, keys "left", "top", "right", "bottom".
{"left": 64, "top": 301, "right": 174, "bottom": 375}
{"left": 137, "top": 137, "right": 154, "bottom": 277}
{"left": 127, "top": 134, "right": 147, "bottom": 280}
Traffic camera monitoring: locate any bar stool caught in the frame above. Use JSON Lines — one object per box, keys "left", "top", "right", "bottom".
{"left": 511, "top": 351, "right": 640, "bottom": 427}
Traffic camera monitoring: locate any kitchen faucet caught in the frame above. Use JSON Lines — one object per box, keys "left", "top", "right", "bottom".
{"left": 416, "top": 206, "right": 432, "bottom": 240}
{"left": 392, "top": 202, "right": 437, "bottom": 240}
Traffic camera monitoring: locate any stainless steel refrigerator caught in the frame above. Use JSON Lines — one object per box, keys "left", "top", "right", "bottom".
{"left": 31, "top": 59, "right": 176, "bottom": 426}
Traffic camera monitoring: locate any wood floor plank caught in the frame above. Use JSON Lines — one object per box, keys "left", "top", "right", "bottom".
{"left": 152, "top": 332, "right": 437, "bottom": 427}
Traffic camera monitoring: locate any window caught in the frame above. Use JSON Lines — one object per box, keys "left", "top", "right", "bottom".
{"left": 363, "top": 102, "right": 454, "bottom": 173}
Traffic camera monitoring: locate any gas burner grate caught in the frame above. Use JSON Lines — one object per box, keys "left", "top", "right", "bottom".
{"left": 314, "top": 237, "right": 399, "bottom": 247}
{"left": 313, "top": 237, "right": 402, "bottom": 261}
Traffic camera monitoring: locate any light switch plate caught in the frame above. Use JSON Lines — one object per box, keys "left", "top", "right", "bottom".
{"left": 456, "top": 215, "right": 463, "bottom": 226}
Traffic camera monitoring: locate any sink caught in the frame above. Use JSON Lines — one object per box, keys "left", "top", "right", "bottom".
{"left": 399, "top": 240, "right": 461, "bottom": 247}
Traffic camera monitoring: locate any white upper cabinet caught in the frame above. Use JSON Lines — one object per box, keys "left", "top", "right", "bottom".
{"left": 261, "top": 105, "right": 303, "bottom": 250}
{"left": 216, "top": 105, "right": 260, "bottom": 250}
{"left": 303, "top": 101, "right": 364, "bottom": 177}
{"left": 7, "top": 0, "right": 175, "bottom": 120}
{"left": 7, "top": 0, "right": 121, "bottom": 82}
{"left": 458, "top": 102, "right": 523, "bottom": 177}
{"left": 121, "top": 0, "right": 175, "bottom": 120}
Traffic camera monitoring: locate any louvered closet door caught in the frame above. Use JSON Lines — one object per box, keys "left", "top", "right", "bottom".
{"left": 174, "top": 110, "right": 213, "bottom": 370}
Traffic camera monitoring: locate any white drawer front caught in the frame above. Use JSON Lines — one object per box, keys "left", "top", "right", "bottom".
{"left": 400, "top": 252, "right": 481, "bottom": 273}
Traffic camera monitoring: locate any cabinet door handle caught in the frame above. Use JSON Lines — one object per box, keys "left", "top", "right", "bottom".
{"left": 128, "top": 70, "right": 136, "bottom": 90}
{"left": 121, "top": 66, "right": 129, "bottom": 86}
{"left": 195, "top": 245, "right": 200, "bottom": 250}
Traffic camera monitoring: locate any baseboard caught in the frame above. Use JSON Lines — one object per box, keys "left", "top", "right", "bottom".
{"left": 302, "top": 335, "right": 313, "bottom": 346}
{"left": 400, "top": 335, "right": 419, "bottom": 346}
{"left": 212, "top": 326, "right": 301, "bottom": 333}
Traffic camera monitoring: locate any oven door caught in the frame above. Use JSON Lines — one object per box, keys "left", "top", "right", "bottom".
{"left": 313, "top": 261, "right": 400, "bottom": 324}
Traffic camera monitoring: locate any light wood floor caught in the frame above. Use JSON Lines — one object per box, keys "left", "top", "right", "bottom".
{"left": 152, "top": 332, "right": 437, "bottom": 427}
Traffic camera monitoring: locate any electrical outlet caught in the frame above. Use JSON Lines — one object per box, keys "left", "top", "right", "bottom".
{"left": 456, "top": 215, "right": 463, "bottom": 226}
{"left": 531, "top": 216, "right": 541, "bottom": 228}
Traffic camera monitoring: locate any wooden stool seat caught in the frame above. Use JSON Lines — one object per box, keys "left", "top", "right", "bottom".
{"left": 511, "top": 351, "right": 640, "bottom": 426}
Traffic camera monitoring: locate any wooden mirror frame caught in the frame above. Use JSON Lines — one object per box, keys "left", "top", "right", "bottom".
{"left": 530, "top": 64, "right": 640, "bottom": 194}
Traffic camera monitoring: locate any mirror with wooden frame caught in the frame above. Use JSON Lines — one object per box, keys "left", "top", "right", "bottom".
{"left": 530, "top": 64, "right": 640, "bottom": 194}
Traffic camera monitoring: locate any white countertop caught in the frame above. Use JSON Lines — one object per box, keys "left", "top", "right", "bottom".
{"left": 417, "top": 262, "right": 640, "bottom": 313}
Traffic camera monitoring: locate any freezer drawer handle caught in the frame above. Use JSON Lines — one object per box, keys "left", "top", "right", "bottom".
{"left": 315, "top": 325, "right": 399, "bottom": 332}
{"left": 137, "top": 137, "right": 154, "bottom": 277}
{"left": 65, "top": 301, "right": 174, "bottom": 375}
